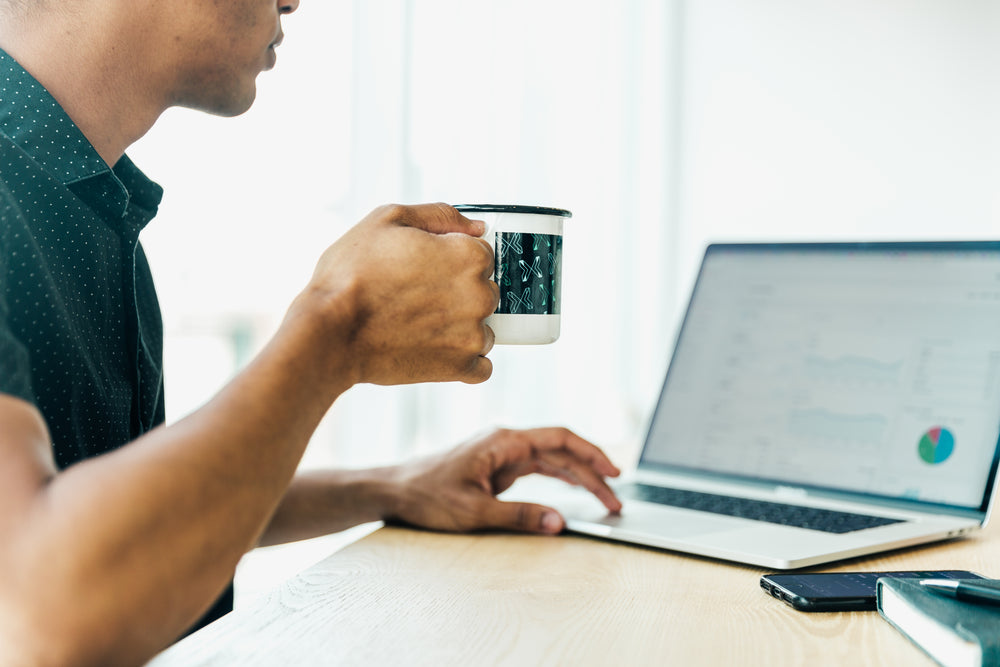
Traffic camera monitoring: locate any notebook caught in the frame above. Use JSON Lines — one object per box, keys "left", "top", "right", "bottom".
{"left": 524, "top": 241, "right": 1000, "bottom": 569}
{"left": 877, "top": 577, "right": 1000, "bottom": 667}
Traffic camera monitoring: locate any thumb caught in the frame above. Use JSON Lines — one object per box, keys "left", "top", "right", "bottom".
{"left": 483, "top": 500, "right": 565, "bottom": 535}
{"left": 396, "top": 203, "right": 485, "bottom": 237}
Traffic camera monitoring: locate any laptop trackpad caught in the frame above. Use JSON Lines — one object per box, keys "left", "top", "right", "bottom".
{"left": 571, "top": 503, "right": 743, "bottom": 539}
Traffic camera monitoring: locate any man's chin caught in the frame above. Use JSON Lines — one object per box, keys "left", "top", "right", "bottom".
{"left": 179, "top": 85, "right": 258, "bottom": 118}
{"left": 207, "top": 92, "right": 257, "bottom": 119}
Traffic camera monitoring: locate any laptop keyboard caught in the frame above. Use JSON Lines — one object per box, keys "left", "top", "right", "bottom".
{"left": 620, "top": 483, "right": 905, "bottom": 534}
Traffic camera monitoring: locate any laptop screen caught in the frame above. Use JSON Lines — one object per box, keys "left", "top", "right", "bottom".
{"left": 641, "top": 242, "right": 1000, "bottom": 512}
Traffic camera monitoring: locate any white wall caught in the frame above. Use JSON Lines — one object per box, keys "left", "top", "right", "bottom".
{"left": 133, "top": 0, "right": 1000, "bottom": 472}
{"left": 674, "top": 0, "right": 1000, "bottom": 302}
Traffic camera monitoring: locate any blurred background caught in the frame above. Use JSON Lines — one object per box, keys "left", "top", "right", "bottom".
{"left": 129, "top": 0, "right": 999, "bottom": 601}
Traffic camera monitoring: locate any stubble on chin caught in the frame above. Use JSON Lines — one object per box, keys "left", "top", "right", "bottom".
{"left": 169, "top": 67, "right": 259, "bottom": 118}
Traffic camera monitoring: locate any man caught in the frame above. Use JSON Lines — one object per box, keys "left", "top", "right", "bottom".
{"left": 0, "top": 1, "right": 622, "bottom": 665}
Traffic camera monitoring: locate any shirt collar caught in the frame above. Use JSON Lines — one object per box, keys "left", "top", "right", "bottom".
{"left": 0, "top": 48, "right": 163, "bottom": 229}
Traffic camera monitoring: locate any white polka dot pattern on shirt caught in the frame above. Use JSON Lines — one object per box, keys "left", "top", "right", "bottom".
{"left": 0, "top": 48, "right": 165, "bottom": 469}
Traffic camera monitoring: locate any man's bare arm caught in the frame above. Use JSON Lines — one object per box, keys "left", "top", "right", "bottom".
{"left": 0, "top": 324, "right": 339, "bottom": 667}
{"left": 258, "top": 428, "right": 622, "bottom": 547}
{"left": 0, "top": 204, "right": 495, "bottom": 667}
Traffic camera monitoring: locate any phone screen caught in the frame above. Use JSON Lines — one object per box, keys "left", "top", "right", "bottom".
{"left": 760, "top": 570, "right": 985, "bottom": 612}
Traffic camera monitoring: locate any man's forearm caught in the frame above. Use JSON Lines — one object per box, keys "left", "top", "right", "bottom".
{"left": 1, "top": 311, "right": 354, "bottom": 667}
{"left": 257, "top": 467, "right": 405, "bottom": 546}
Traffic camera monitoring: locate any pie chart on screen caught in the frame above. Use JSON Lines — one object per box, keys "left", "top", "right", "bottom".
{"left": 918, "top": 427, "right": 955, "bottom": 464}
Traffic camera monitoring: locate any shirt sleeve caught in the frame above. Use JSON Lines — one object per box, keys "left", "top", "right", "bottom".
{"left": 0, "top": 181, "right": 37, "bottom": 404}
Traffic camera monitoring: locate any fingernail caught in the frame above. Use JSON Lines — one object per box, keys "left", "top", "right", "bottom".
{"left": 541, "top": 512, "right": 563, "bottom": 533}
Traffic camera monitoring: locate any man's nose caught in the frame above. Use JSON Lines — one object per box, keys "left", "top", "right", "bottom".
{"left": 279, "top": 0, "right": 300, "bottom": 15}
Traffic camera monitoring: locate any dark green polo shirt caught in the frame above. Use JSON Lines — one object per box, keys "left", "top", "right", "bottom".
{"left": 0, "top": 48, "right": 231, "bottom": 635}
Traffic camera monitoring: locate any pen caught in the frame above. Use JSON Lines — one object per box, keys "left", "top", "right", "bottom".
{"left": 918, "top": 579, "right": 1000, "bottom": 606}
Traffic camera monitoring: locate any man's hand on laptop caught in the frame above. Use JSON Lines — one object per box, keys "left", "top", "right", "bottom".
{"left": 385, "top": 427, "right": 623, "bottom": 534}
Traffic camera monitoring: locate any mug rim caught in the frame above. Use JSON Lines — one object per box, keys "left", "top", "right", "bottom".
{"left": 452, "top": 204, "right": 572, "bottom": 218}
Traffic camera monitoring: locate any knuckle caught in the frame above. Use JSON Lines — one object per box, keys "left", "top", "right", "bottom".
{"left": 459, "top": 234, "right": 490, "bottom": 256}
{"left": 500, "top": 428, "right": 527, "bottom": 448}
{"left": 373, "top": 202, "right": 409, "bottom": 224}
{"left": 485, "top": 426, "right": 512, "bottom": 441}
{"left": 480, "top": 285, "right": 498, "bottom": 316}
{"left": 432, "top": 201, "right": 456, "bottom": 217}
{"left": 481, "top": 245, "right": 495, "bottom": 275}
{"left": 462, "top": 327, "right": 486, "bottom": 354}
{"left": 377, "top": 202, "right": 405, "bottom": 217}
{"left": 442, "top": 231, "right": 472, "bottom": 253}
{"left": 482, "top": 324, "right": 496, "bottom": 354}
{"left": 429, "top": 202, "right": 460, "bottom": 227}
{"left": 471, "top": 358, "right": 493, "bottom": 383}
{"left": 477, "top": 237, "right": 494, "bottom": 261}
{"left": 457, "top": 350, "right": 484, "bottom": 378}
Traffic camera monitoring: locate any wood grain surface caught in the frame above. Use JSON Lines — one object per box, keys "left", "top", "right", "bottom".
{"left": 148, "top": 516, "right": 1000, "bottom": 666}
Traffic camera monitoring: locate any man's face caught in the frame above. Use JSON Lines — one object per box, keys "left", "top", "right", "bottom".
{"left": 166, "top": 0, "right": 299, "bottom": 117}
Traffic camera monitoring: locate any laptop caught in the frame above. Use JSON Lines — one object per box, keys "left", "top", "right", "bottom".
{"left": 523, "top": 241, "right": 1000, "bottom": 569}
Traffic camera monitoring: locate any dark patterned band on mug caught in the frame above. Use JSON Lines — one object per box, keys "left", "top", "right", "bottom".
{"left": 494, "top": 232, "right": 562, "bottom": 315}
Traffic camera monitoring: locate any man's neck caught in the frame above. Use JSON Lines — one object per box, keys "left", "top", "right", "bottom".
{"left": 0, "top": 10, "right": 165, "bottom": 167}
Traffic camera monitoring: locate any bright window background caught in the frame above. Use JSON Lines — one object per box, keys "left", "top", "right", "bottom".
{"left": 129, "top": 0, "right": 999, "bottom": 601}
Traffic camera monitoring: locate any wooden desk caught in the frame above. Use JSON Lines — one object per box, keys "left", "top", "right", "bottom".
{"left": 149, "top": 519, "right": 999, "bottom": 666}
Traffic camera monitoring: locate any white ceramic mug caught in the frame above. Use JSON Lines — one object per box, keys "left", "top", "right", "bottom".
{"left": 453, "top": 204, "right": 571, "bottom": 345}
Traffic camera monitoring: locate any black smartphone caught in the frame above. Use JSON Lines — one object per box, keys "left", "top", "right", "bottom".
{"left": 760, "top": 569, "right": 986, "bottom": 612}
